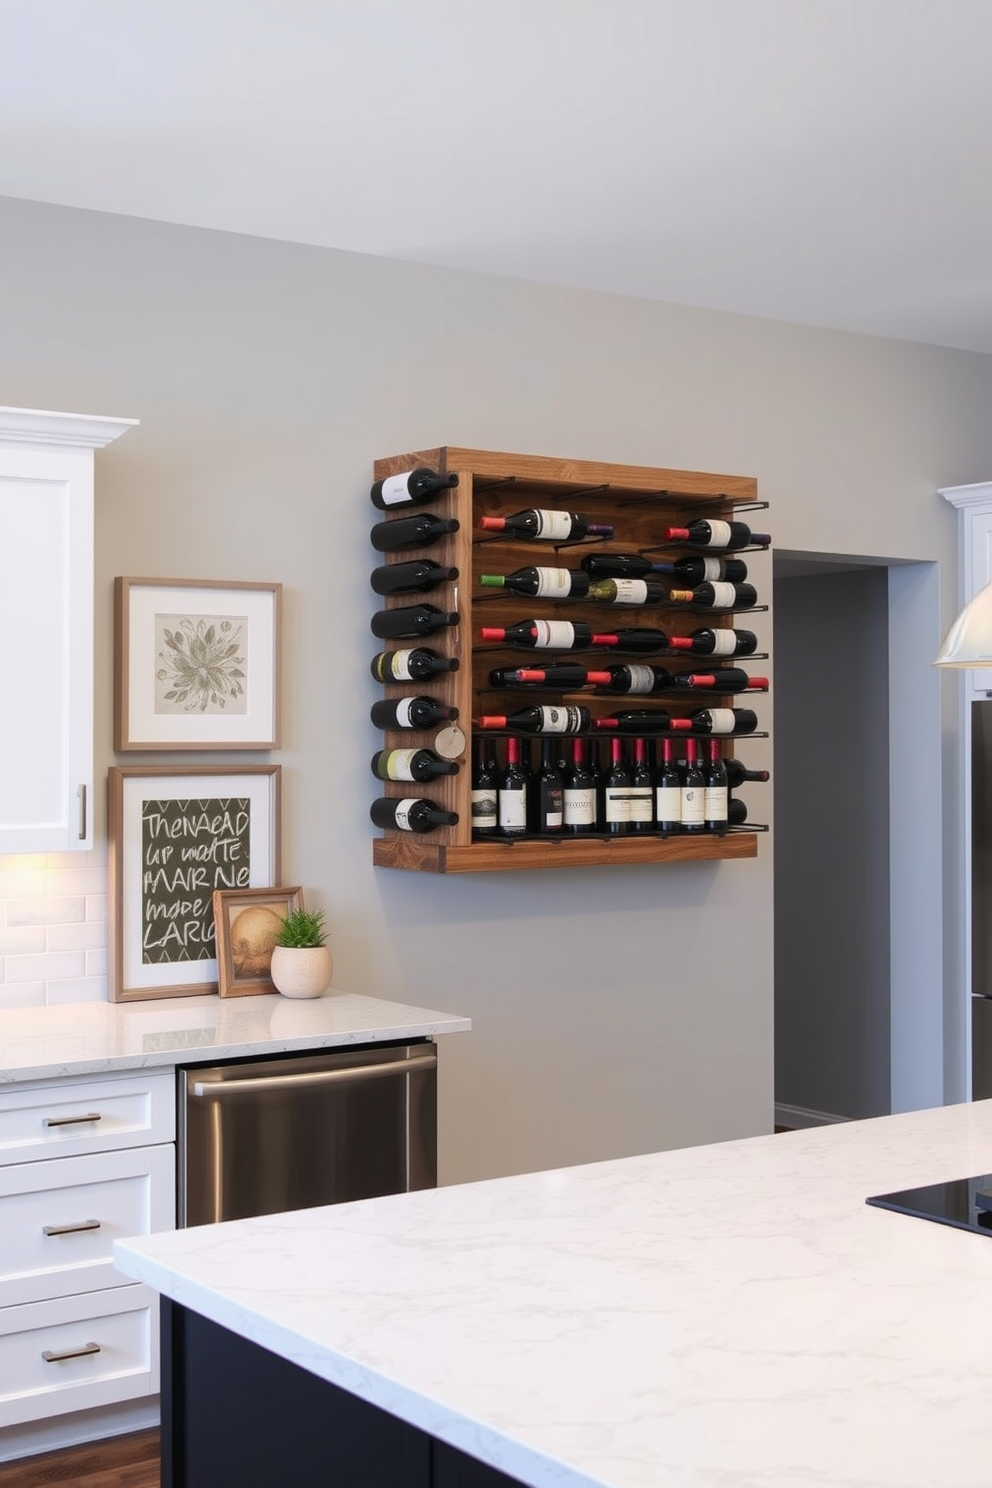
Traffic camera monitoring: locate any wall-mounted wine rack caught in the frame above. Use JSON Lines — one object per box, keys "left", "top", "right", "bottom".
{"left": 369, "top": 447, "right": 769, "bottom": 873}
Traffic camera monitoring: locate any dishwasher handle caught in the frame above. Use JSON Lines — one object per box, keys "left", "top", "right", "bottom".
{"left": 189, "top": 1051, "right": 437, "bottom": 1100}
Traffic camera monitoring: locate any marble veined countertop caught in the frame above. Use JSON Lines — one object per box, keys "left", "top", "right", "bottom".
{"left": 116, "top": 1098, "right": 992, "bottom": 1488}
{"left": 0, "top": 992, "right": 470, "bottom": 1083}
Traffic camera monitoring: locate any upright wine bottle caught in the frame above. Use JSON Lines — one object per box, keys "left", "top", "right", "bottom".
{"left": 370, "top": 513, "right": 460, "bottom": 552}
{"left": 371, "top": 748, "right": 459, "bottom": 784}
{"left": 370, "top": 560, "right": 459, "bottom": 595}
{"left": 629, "top": 738, "right": 654, "bottom": 833}
{"left": 681, "top": 739, "right": 705, "bottom": 834}
{"left": 603, "top": 738, "right": 631, "bottom": 835}
{"left": 370, "top": 467, "right": 458, "bottom": 510}
{"left": 371, "top": 604, "right": 459, "bottom": 640}
{"left": 479, "top": 620, "right": 601, "bottom": 650}
{"left": 369, "top": 797, "right": 459, "bottom": 833}
{"left": 668, "top": 627, "right": 758, "bottom": 657}
{"left": 564, "top": 738, "right": 597, "bottom": 833}
{"left": 531, "top": 738, "right": 564, "bottom": 833}
{"left": 489, "top": 665, "right": 611, "bottom": 689}
{"left": 667, "top": 582, "right": 758, "bottom": 610}
{"left": 371, "top": 647, "right": 459, "bottom": 683}
{"left": 724, "top": 760, "right": 770, "bottom": 788}
{"left": 651, "top": 556, "right": 749, "bottom": 584}
{"left": 370, "top": 696, "right": 458, "bottom": 730}
{"left": 478, "top": 705, "right": 591, "bottom": 735}
{"left": 471, "top": 736, "right": 498, "bottom": 835}
{"left": 588, "top": 577, "right": 668, "bottom": 606}
{"left": 662, "top": 519, "right": 770, "bottom": 550}
{"left": 581, "top": 553, "right": 670, "bottom": 580}
{"left": 479, "top": 509, "right": 614, "bottom": 541}
{"left": 595, "top": 711, "right": 689, "bottom": 735}
{"left": 672, "top": 668, "right": 769, "bottom": 693}
{"left": 594, "top": 664, "right": 675, "bottom": 695}
{"left": 655, "top": 738, "right": 682, "bottom": 835}
{"left": 479, "top": 567, "right": 591, "bottom": 599}
{"left": 686, "top": 707, "right": 758, "bottom": 736}
{"left": 703, "top": 739, "right": 728, "bottom": 833}
{"left": 498, "top": 736, "right": 528, "bottom": 836}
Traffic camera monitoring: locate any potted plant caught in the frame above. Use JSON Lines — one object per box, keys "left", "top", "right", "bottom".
{"left": 269, "top": 905, "right": 332, "bottom": 999}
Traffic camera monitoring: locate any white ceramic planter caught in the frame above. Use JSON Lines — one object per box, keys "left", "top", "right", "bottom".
{"left": 270, "top": 944, "right": 333, "bottom": 999}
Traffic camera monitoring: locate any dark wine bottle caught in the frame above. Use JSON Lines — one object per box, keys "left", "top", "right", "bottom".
{"left": 667, "top": 583, "right": 758, "bottom": 610}
{"left": 595, "top": 711, "right": 689, "bottom": 735}
{"left": 471, "top": 736, "right": 499, "bottom": 835}
{"left": 581, "top": 553, "right": 670, "bottom": 580}
{"left": 489, "top": 664, "right": 611, "bottom": 689}
{"left": 655, "top": 737, "right": 682, "bottom": 835}
{"left": 725, "top": 760, "right": 770, "bottom": 788}
{"left": 498, "top": 735, "right": 528, "bottom": 836}
{"left": 479, "top": 509, "right": 613, "bottom": 541}
{"left": 672, "top": 668, "right": 768, "bottom": 693}
{"left": 479, "top": 566, "right": 590, "bottom": 599}
{"left": 629, "top": 738, "right": 654, "bottom": 834}
{"left": 703, "top": 739, "right": 728, "bottom": 833}
{"left": 479, "top": 620, "right": 600, "bottom": 650}
{"left": 370, "top": 696, "right": 458, "bottom": 730}
{"left": 604, "top": 737, "right": 631, "bottom": 835}
{"left": 728, "top": 796, "right": 749, "bottom": 825}
{"left": 371, "top": 647, "right": 459, "bottom": 683}
{"left": 595, "top": 664, "right": 675, "bottom": 695}
{"left": 564, "top": 738, "right": 597, "bottom": 833}
{"left": 370, "top": 796, "right": 459, "bottom": 833}
{"left": 371, "top": 604, "right": 459, "bottom": 640}
{"left": 588, "top": 577, "right": 668, "bottom": 606}
{"left": 370, "top": 467, "right": 458, "bottom": 511}
{"left": 597, "top": 628, "right": 671, "bottom": 654}
{"left": 370, "top": 559, "right": 459, "bottom": 595}
{"left": 478, "top": 705, "right": 591, "bottom": 735}
{"left": 668, "top": 627, "right": 758, "bottom": 658}
{"left": 663, "top": 519, "right": 770, "bottom": 550}
{"left": 532, "top": 738, "right": 564, "bottom": 833}
{"left": 651, "top": 556, "right": 749, "bottom": 584}
{"left": 681, "top": 739, "right": 705, "bottom": 834}
{"left": 371, "top": 748, "right": 459, "bottom": 783}
{"left": 370, "top": 513, "right": 460, "bottom": 552}
{"left": 686, "top": 707, "right": 758, "bottom": 736}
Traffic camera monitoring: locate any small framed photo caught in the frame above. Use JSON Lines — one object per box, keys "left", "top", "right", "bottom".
{"left": 108, "top": 764, "right": 281, "bottom": 1002}
{"left": 213, "top": 886, "right": 302, "bottom": 998}
{"left": 114, "top": 577, "right": 282, "bottom": 750}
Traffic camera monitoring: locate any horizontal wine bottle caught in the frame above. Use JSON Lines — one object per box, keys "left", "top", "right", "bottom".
{"left": 667, "top": 582, "right": 758, "bottom": 610}
{"left": 370, "top": 604, "right": 459, "bottom": 640}
{"left": 581, "top": 553, "right": 670, "bottom": 580}
{"left": 477, "top": 705, "right": 592, "bottom": 735}
{"left": 370, "top": 513, "right": 460, "bottom": 552}
{"left": 685, "top": 707, "right": 758, "bottom": 736}
{"left": 479, "top": 566, "right": 591, "bottom": 599}
{"left": 480, "top": 509, "right": 614, "bottom": 541}
{"left": 370, "top": 559, "right": 459, "bottom": 595}
{"left": 728, "top": 796, "right": 749, "bottom": 825}
{"left": 370, "top": 467, "right": 458, "bottom": 510}
{"left": 479, "top": 620, "right": 601, "bottom": 650}
{"left": 588, "top": 577, "right": 668, "bottom": 606}
{"left": 597, "top": 628, "right": 671, "bottom": 654}
{"left": 651, "top": 556, "right": 749, "bottom": 584}
{"left": 594, "top": 664, "right": 675, "bottom": 695}
{"left": 595, "top": 711, "right": 690, "bottom": 734}
{"left": 371, "top": 748, "right": 459, "bottom": 783}
{"left": 489, "top": 665, "right": 612, "bottom": 688}
{"left": 673, "top": 669, "right": 769, "bottom": 692}
{"left": 663, "top": 519, "right": 770, "bottom": 550}
{"left": 725, "top": 760, "right": 770, "bottom": 788}
{"left": 668, "top": 627, "right": 758, "bottom": 657}
{"left": 370, "top": 647, "right": 459, "bottom": 683}
{"left": 370, "top": 796, "right": 459, "bottom": 833}
{"left": 370, "top": 696, "right": 458, "bottom": 730}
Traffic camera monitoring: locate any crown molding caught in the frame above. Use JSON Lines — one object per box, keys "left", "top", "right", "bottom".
{"left": 0, "top": 406, "right": 138, "bottom": 451}
{"left": 939, "top": 480, "right": 992, "bottom": 511}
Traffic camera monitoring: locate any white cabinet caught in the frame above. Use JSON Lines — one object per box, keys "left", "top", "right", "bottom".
{"left": 940, "top": 481, "right": 992, "bottom": 700}
{"left": 0, "top": 407, "right": 136, "bottom": 854}
{"left": 0, "top": 1068, "right": 174, "bottom": 1428}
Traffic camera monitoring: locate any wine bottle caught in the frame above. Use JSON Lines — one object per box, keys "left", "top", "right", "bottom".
{"left": 685, "top": 707, "right": 758, "bottom": 736}
{"left": 489, "top": 665, "right": 612, "bottom": 689}
{"left": 728, "top": 797, "right": 748, "bottom": 825}
{"left": 370, "top": 513, "right": 460, "bottom": 552}
{"left": 479, "top": 620, "right": 600, "bottom": 650}
{"left": 681, "top": 739, "right": 705, "bottom": 834}
{"left": 479, "top": 509, "right": 614, "bottom": 541}
{"left": 668, "top": 627, "right": 758, "bottom": 657}
{"left": 370, "top": 696, "right": 458, "bottom": 730}
{"left": 370, "top": 467, "right": 458, "bottom": 510}
{"left": 703, "top": 739, "right": 728, "bottom": 833}
{"left": 581, "top": 553, "right": 670, "bottom": 580}
{"left": 724, "top": 760, "right": 770, "bottom": 788}
{"left": 629, "top": 738, "right": 654, "bottom": 833}
{"left": 662, "top": 519, "right": 770, "bottom": 550}
{"left": 371, "top": 604, "right": 459, "bottom": 640}
{"left": 595, "top": 711, "right": 690, "bottom": 735}
{"left": 672, "top": 668, "right": 769, "bottom": 693}
{"left": 594, "top": 664, "right": 675, "bottom": 695}
{"left": 498, "top": 735, "right": 528, "bottom": 836}
{"left": 370, "top": 797, "right": 459, "bottom": 833}
{"left": 650, "top": 556, "right": 749, "bottom": 584}
{"left": 597, "top": 628, "right": 671, "bottom": 654}
{"left": 667, "top": 582, "right": 758, "bottom": 610}
{"left": 370, "top": 559, "right": 459, "bottom": 595}
{"left": 471, "top": 736, "right": 499, "bottom": 835}
{"left": 588, "top": 577, "right": 668, "bottom": 606}
{"left": 371, "top": 748, "right": 459, "bottom": 784}
{"left": 479, "top": 566, "right": 591, "bottom": 599}
{"left": 564, "top": 738, "right": 597, "bottom": 833}
{"left": 603, "top": 737, "right": 631, "bottom": 835}
{"left": 371, "top": 647, "right": 460, "bottom": 683}
{"left": 655, "top": 737, "right": 682, "bottom": 835}
{"left": 477, "top": 705, "right": 591, "bottom": 735}
{"left": 532, "top": 738, "right": 564, "bottom": 833}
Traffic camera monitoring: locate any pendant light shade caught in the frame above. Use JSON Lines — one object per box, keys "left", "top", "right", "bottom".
{"left": 934, "top": 581, "right": 992, "bottom": 667}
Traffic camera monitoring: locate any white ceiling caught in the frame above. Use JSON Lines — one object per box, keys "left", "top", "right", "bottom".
{"left": 3, "top": 0, "right": 992, "bottom": 352}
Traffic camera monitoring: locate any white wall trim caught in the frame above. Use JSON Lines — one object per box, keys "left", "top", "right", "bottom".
{"left": 0, "top": 406, "right": 137, "bottom": 450}
{"left": 939, "top": 482, "right": 992, "bottom": 511}
{"left": 0, "top": 1396, "right": 158, "bottom": 1463}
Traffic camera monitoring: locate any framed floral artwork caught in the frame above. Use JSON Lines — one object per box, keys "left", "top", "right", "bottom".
{"left": 212, "top": 885, "right": 302, "bottom": 998}
{"left": 114, "top": 577, "right": 282, "bottom": 750}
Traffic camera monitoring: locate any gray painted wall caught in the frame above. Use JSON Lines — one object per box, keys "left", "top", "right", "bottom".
{"left": 0, "top": 195, "right": 990, "bottom": 1183}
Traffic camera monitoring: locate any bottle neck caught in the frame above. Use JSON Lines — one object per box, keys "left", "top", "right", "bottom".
{"left": 611, "top": 738, "right": 624, "bottom": 765}
{"left": 634, "top": 738, "right": 647, "bottom": 763}
{"left": 506, "top": 737, "right": 521, "bottom": 766}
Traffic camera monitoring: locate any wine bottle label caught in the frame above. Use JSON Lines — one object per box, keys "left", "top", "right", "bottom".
{"left": 471, "top": 790, "right": 498, "bottom": 829}
{"left": 704, "top": 786, "right": 728, "bottom": 819}
{"left": 393, "top": 798, "right": 419, "bottom": 831}
{"left": 709, "top": 631, "right": 737, "bottom": 656}
{"left": 389, "top": 649, "right": 415, "bottom": 681}
{"left": 532, "top": 620, "right": 577, "bottom": 649}
{"left": 626, "top": 665, "right": 657, "bottom": 693}
{"left": 706, "top": 583, "right": 738, "bottom": 608}
{"left": 656, "top": 784, "right": 682, "bottom": 822}
{"left": 628, "top": 787, "right": 653, "bottom": 823}
{"left": 379, "top": 472, "right": 414, "bottom": 506}
{"left": 384, "top": 749, "right": 418, "bottom": 781}
{"left": 700, "top": 557, "right": 723, "bottom": 581}
{"left": 533, "top": 567, "right": 573, "bottom": 598}
{"left": 539, "top": 706, "right": 584, "bottom": 733}
{"left": 681, "top": 786, "right": 705, "bottom": 824}
{"left": 534, "top": 510, "right": 573, "bottom": 540}
{"left": 542, "top": 794, "right": 564, "bottom": 829}
{"left": 564, "top": 787, "right": 596, "bottom": 825}
{"left": 606, "top": 579, "right": 649, "bottom": 605}
{"left": 498, "top": 788, "right": 527, "bottom": 830}
{"left": 605, "top": 787, "right": 634, "bottom": 822}
{"left": 703, "top": 520, "right": 732, "bottom": 548}
{"left": 394, "top": 698, "right": 417, "bottom": 727}
{"left": 707, "top": 709, "right": 737, "bottom": 734}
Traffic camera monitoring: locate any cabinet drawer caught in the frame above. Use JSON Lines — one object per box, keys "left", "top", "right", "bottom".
{"left": 0, "top": 1283, "right": 158, "bottom": 1427}
{"left": 0, "top": 1145, "right": 175, "bottom": 1308}
{"left": 0, "top": 1071, "right": 175, "bottom": 1165}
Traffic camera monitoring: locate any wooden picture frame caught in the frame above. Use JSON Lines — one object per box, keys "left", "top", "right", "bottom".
{"left": 213, "top": 886, "right": 302, "bottom": 998}
{"left": 114, "top": 577, "right": 282, "bottom": 750}
{"left": 108, "top": 764, "right": 281, "bottom": 1002}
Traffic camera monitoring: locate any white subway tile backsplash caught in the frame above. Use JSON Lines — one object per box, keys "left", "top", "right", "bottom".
{"left": 45, "top": 975, "right": 109, "bottom": 1005}
{"left": 7, "top": 896, "right": 86, "bottom": 928}
{"left": 0, "top": 851, "right": 111, "bottom": 1007}
{"left": 47, "top": 920, "right": 107, "bottom": 953}
{"left": 45, "top": 865, "right": 109, "bottom": 897}
{"left": 0, "top": 868, "right": 46, "bottom": 900}
{"left": 6, "top": 951, "right": 87, "bottom": 983}
{"left": 86, "top": 894, "right": 108, "bottom": 922}
{"left": 0, "top": 925, "right": 46, "bottom": 955}
{"left": 86, "top": 947, "right": 108, "bottom": 977}
{"left": 0, "top": 980, "right": 47, "bottom": 1007}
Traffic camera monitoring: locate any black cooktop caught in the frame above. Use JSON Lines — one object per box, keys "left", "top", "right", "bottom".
{"left": 866, "top": 1173, "right": 992, "bottom": 1236}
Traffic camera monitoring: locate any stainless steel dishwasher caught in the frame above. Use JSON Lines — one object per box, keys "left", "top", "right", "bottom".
{"left": 177, "top": 1041, "right": 437, "bottom": 1227}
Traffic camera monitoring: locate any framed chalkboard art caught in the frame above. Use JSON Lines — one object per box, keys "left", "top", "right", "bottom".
{"left": 108, "top": 764, "right": 281, "bottom": 1002}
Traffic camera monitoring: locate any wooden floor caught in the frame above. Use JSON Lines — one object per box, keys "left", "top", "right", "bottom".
{"left": 0, "top": 1429, "right": 159, "bottom": 1487}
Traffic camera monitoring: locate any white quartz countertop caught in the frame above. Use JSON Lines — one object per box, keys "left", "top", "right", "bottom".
{"left": 0, "top": 992, "right": 470, "bottom": 1083}
{"left": 116, "top": 1098, "right": 992, "bottom": 1488}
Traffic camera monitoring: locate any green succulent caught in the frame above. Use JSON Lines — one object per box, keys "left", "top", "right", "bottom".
{"left": 275, "top": 906, "right": 327, "bottom": 948}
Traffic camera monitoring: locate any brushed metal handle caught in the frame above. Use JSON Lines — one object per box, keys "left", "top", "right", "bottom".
{"left": 43, "top": 1219, "right": 101, "bottom": 1237}
{"left": 190, "top": 1051, "right": 437, "bottom": 1099}
{"left": 42, "top": 1341, "right": 101, "bottom": 1363}
{"left": 43, "top": 1112, "right": 102, "bottom": 1128}
{"left": 78, "top": 783, "right": 87, "bottom": 840}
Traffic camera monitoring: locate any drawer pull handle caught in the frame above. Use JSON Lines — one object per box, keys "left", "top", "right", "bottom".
{"left": 42, "top": 1219, "right": 102, "bottom": 1237}
{"left": 42, "top": 1341, "right": 101, "bottom": 1363}
{"left": 43, "top": 1112, "right": 102, "bottom": 1128}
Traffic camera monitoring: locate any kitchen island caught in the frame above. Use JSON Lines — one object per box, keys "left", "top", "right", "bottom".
{"left": 115, "top": 1098, "right": 992, "bottom": 1488}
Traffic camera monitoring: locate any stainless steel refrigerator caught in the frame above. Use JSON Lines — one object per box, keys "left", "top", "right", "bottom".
{"left": 972, "top": 702, "right": 992, "bottom": 1099}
